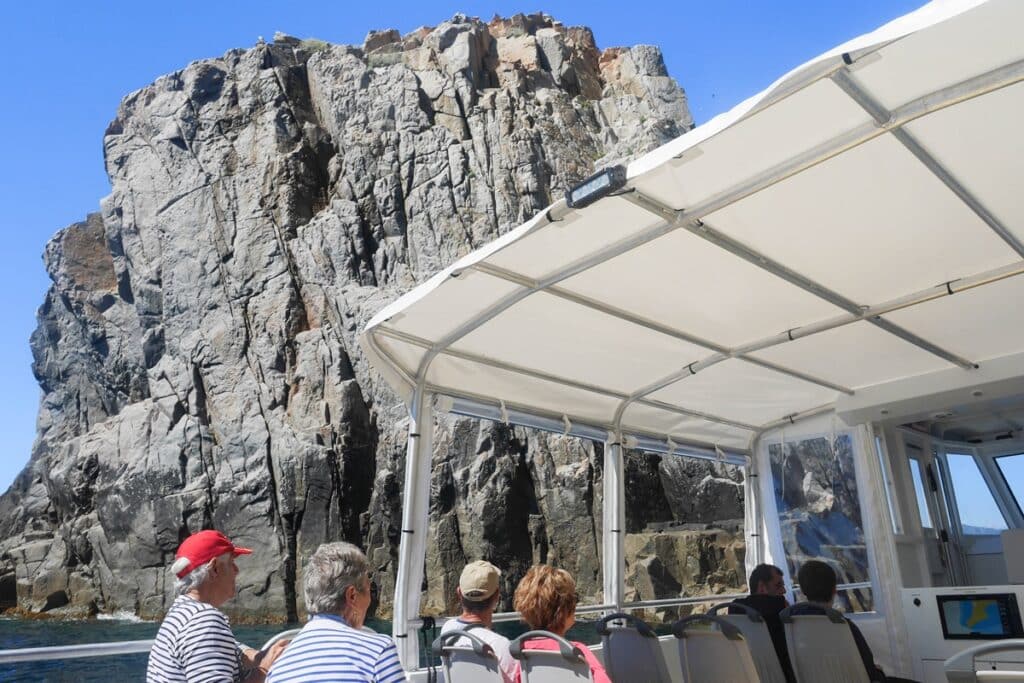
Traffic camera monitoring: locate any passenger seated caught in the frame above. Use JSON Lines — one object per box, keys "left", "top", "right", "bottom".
{"left": 792, "top": 560, "right": 918, "bottom": 683}
{"left": 266, "top": 542, "right": 404, "bottom": 683}
{"left": 512, "top": 565, "right": 611, "bottom": 683}
{"left": 439, "top": 560, "right": 517, "bottom": 683}
{"left": 729, "top": 563, "right": 795, "bottom": 683}
{"left": 146, "top": 530, "right": 288, "bottom": 683}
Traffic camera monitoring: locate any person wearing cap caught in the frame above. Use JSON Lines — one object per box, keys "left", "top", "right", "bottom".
{"left": 266, "top": 541, "right": 404, "bottom": 683}
{"left": 146, "top": 530, "right": 288, "bottom": 683}
{"left": 438, "top": 560, "right": 517, "bottom": 683}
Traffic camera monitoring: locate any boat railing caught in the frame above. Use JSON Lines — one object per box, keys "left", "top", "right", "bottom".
{"left": 408, "top": 582, "right": 872, "bottom": 630}
{"left": 408, "top": 592, "right": 750, "bottom": 630}
{"left": 0, "top": 639, "right": 154, "bottom": 664}
{"left": 0, "top": 585, "right": 872, "bottom": 666}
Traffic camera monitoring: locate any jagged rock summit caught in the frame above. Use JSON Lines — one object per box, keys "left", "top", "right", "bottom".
{"left": 0, "top": 13, "right": 740, "bottom": 623}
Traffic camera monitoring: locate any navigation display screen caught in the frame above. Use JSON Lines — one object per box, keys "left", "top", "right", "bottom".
{"left": 937, "top": 594, "right": 1023, "bottom": 640}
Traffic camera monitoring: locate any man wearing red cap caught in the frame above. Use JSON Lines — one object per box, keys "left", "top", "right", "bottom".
{"left": 146, "top": 530, "right": 287, "bottom": 682}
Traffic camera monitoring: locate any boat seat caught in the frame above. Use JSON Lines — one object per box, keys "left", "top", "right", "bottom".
{"left": 595, "top": 612, "right": 671, "bottom": 683}
{"left": 944, "top": 640, "right": 1024, "bottom": 682}
{"left": 708, "top": 602, "right": 789, "bottom": 683}
{"left": 510, "top": 630, "right": 593, "bottom": 682}
{"left": 780, "top": 603, "right": 872, "bottom": 683}
{"left": 672, "top": 613, "right": 760, "bottom": 682}
{"left": 432, "top": 630, "right": 505, "bottom": 683}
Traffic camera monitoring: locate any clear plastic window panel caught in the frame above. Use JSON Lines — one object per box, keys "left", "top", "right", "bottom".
{"left": 946, "top": 453, "right": 1008, "bottom": 535}
{"left": 770, "top": 433, "right": 873, "bottom": 612}
{"left": 419, "top": 425, "right": 604, "bottom": 622}
{"left": 623, "top": 451, "right": 746, "bottom": 623}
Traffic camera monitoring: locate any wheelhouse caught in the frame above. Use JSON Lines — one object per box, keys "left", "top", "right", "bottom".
{"left": 359, "top": 0, "right": 1024, "bottom": 680}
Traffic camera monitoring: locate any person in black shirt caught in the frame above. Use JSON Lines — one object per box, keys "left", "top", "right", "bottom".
{"left": 729, "top": 563, "right": 795, "bottom": 683}
{"left": 793, "top": 560, "right": 918, "bottom": 683}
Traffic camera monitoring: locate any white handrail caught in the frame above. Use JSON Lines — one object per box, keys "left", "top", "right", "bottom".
{"left": 622, "top": 593, "right": 747, "bottom": 610}
{"left": 409, "top": 593, "right": 754, "bottom": 630}
{"left": 0, "top": 585, "right": 872, "bottom": 666}
{"left": 0, "top": 639, "right": 154, "bottom": 664}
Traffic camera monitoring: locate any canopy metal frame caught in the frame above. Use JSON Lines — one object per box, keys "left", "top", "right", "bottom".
{"left": 370, "top": 54, "right": 1024, "bottom": 465}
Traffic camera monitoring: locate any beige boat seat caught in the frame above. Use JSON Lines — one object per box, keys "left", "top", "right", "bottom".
{"left": 431, "top": 629, "right": 505, "bottom": 683}
{"left": 672, "top": 613, "right": 761, "bottom": 682}
{"left": 708, "top": 601, "right": 789, "bottom": 683}
{"left": 780, "top": 603, "right": 872, "bottom": 683}
{"left": 509, "top": 630, "right": 593, "bottom": 683}
{"left": 595, "top": 612, "right": 671, "bottom": 683}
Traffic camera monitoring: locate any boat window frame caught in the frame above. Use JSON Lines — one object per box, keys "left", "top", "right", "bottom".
{"left": 940, "top": 449, "right": 1011, "bottom": 536}
{"left": 975, "top": 439, "right": 1024, "bottom": 529}
{"left": 874, "top": 432, "right": 904, "bottom": 535}
{"left": 994, "top": 453, "right": 1024, "bottom": 520}
{"left": 906, "top": 446, "right": 936, "bottom": 533}
{"left": 897, "top": 430, "right": 969, "bottom": 586}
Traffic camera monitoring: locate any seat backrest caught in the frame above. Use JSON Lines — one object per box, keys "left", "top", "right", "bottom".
{"left": 510, "top": 630, "right": 593, "bottom": 683}
{"left": 672, "top": 613, "right": 761, "bottom": 683}
{"left": 709, "top": 602, "right": 789, "bottom": 683}
{"left": 944, "top": 639, "right": 1024, "bottom": 683}
{"left": 432, "top": 630, "right": 505, "bottom": 683}
{"left": 596, "top": 612, "right": 672, "bottom": 683}
{"left": 780, "top": 603, "right": 871, "bottom": 683}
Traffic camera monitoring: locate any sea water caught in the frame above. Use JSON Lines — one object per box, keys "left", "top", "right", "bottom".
{"left": 0, "top": 617, "right": 298, "bottom": 682}
{"left": 0, "top": 616, "right": 606, "bottom": 681}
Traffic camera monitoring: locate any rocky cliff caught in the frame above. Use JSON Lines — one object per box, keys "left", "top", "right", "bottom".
{"left": 0, "top": 14, "right": 743, "bottom": 622}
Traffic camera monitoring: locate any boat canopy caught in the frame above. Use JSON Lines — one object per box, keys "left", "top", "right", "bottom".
{"left": 361, "top": 0, "right": 1024, "bottom": 458}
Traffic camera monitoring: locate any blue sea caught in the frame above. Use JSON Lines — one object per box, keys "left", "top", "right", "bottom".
{"left": 0, "top": 616, "right": 298, "bottom": 682}
{"left": 0, "top": 616, "right": 606, "bottom": 681}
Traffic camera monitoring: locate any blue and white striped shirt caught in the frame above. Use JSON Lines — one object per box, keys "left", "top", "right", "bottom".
{"left": 267, "top": 614, "right": 405, "bottom": 683}
{"left": 146, "top": 594, "right": 242, "bottom": 682}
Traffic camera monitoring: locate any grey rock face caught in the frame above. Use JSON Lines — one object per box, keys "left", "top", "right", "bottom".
{"left": 0, "top": 13, "right": 728, "bottom": 622}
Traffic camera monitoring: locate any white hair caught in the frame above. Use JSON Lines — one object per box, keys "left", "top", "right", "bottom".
{"left": 303, "top": 542, "right": 369, "bottom": 615}
{"left": 172, "top": 552, "right": 229, "bottom": 595}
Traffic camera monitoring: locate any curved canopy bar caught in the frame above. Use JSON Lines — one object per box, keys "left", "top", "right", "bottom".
{"left": 361, "top": 0, "right": 1024, "bottom": 455}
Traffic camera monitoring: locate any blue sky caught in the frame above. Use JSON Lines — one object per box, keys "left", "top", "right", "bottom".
{"left": 0, "top": 0, "right": 926, "bottom": 494}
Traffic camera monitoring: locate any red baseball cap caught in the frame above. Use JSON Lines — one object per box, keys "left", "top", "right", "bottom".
{"left": 173, "top": 530, "right": 252, "bottom": 578}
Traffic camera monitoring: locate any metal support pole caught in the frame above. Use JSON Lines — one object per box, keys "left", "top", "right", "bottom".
{"left": 744, "top": 453, "right": 764, "bottom": 571}
{"left": 602, "top": 438, "right": 626, "bottom": 611}
{"left": 392, "top": 387, "right": 434, "bottom": 671}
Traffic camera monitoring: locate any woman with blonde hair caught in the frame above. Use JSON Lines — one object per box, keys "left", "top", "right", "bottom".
{"left": 513, "top": 564, "right": 611, "bottom": 683}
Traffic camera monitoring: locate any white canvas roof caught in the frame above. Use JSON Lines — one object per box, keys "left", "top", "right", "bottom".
{"left": 361, "top": 0, "right": 1024, "bottom": 456}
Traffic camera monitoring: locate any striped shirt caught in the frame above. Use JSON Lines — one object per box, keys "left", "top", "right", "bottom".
{"left": 146, "top": 594, "right": 242, "bottom": 682}
{"left": 267, "top": 614, "right": 405, "bottom": 683}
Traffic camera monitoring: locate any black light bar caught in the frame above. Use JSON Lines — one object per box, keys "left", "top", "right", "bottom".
{"left": 565, "top": 165, "right": 627, "bottom": 209}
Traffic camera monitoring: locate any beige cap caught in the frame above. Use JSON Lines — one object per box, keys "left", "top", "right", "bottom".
{"left": 459, "top": 560, "right": 501, "bottom": 600}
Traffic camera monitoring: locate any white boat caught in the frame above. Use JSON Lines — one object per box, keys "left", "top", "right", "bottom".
{"left": 4, "top": 0, "right": 1024, "bottom": 680}
{"left": 360, "top": 0, "right": 1024, "bottom": 680}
